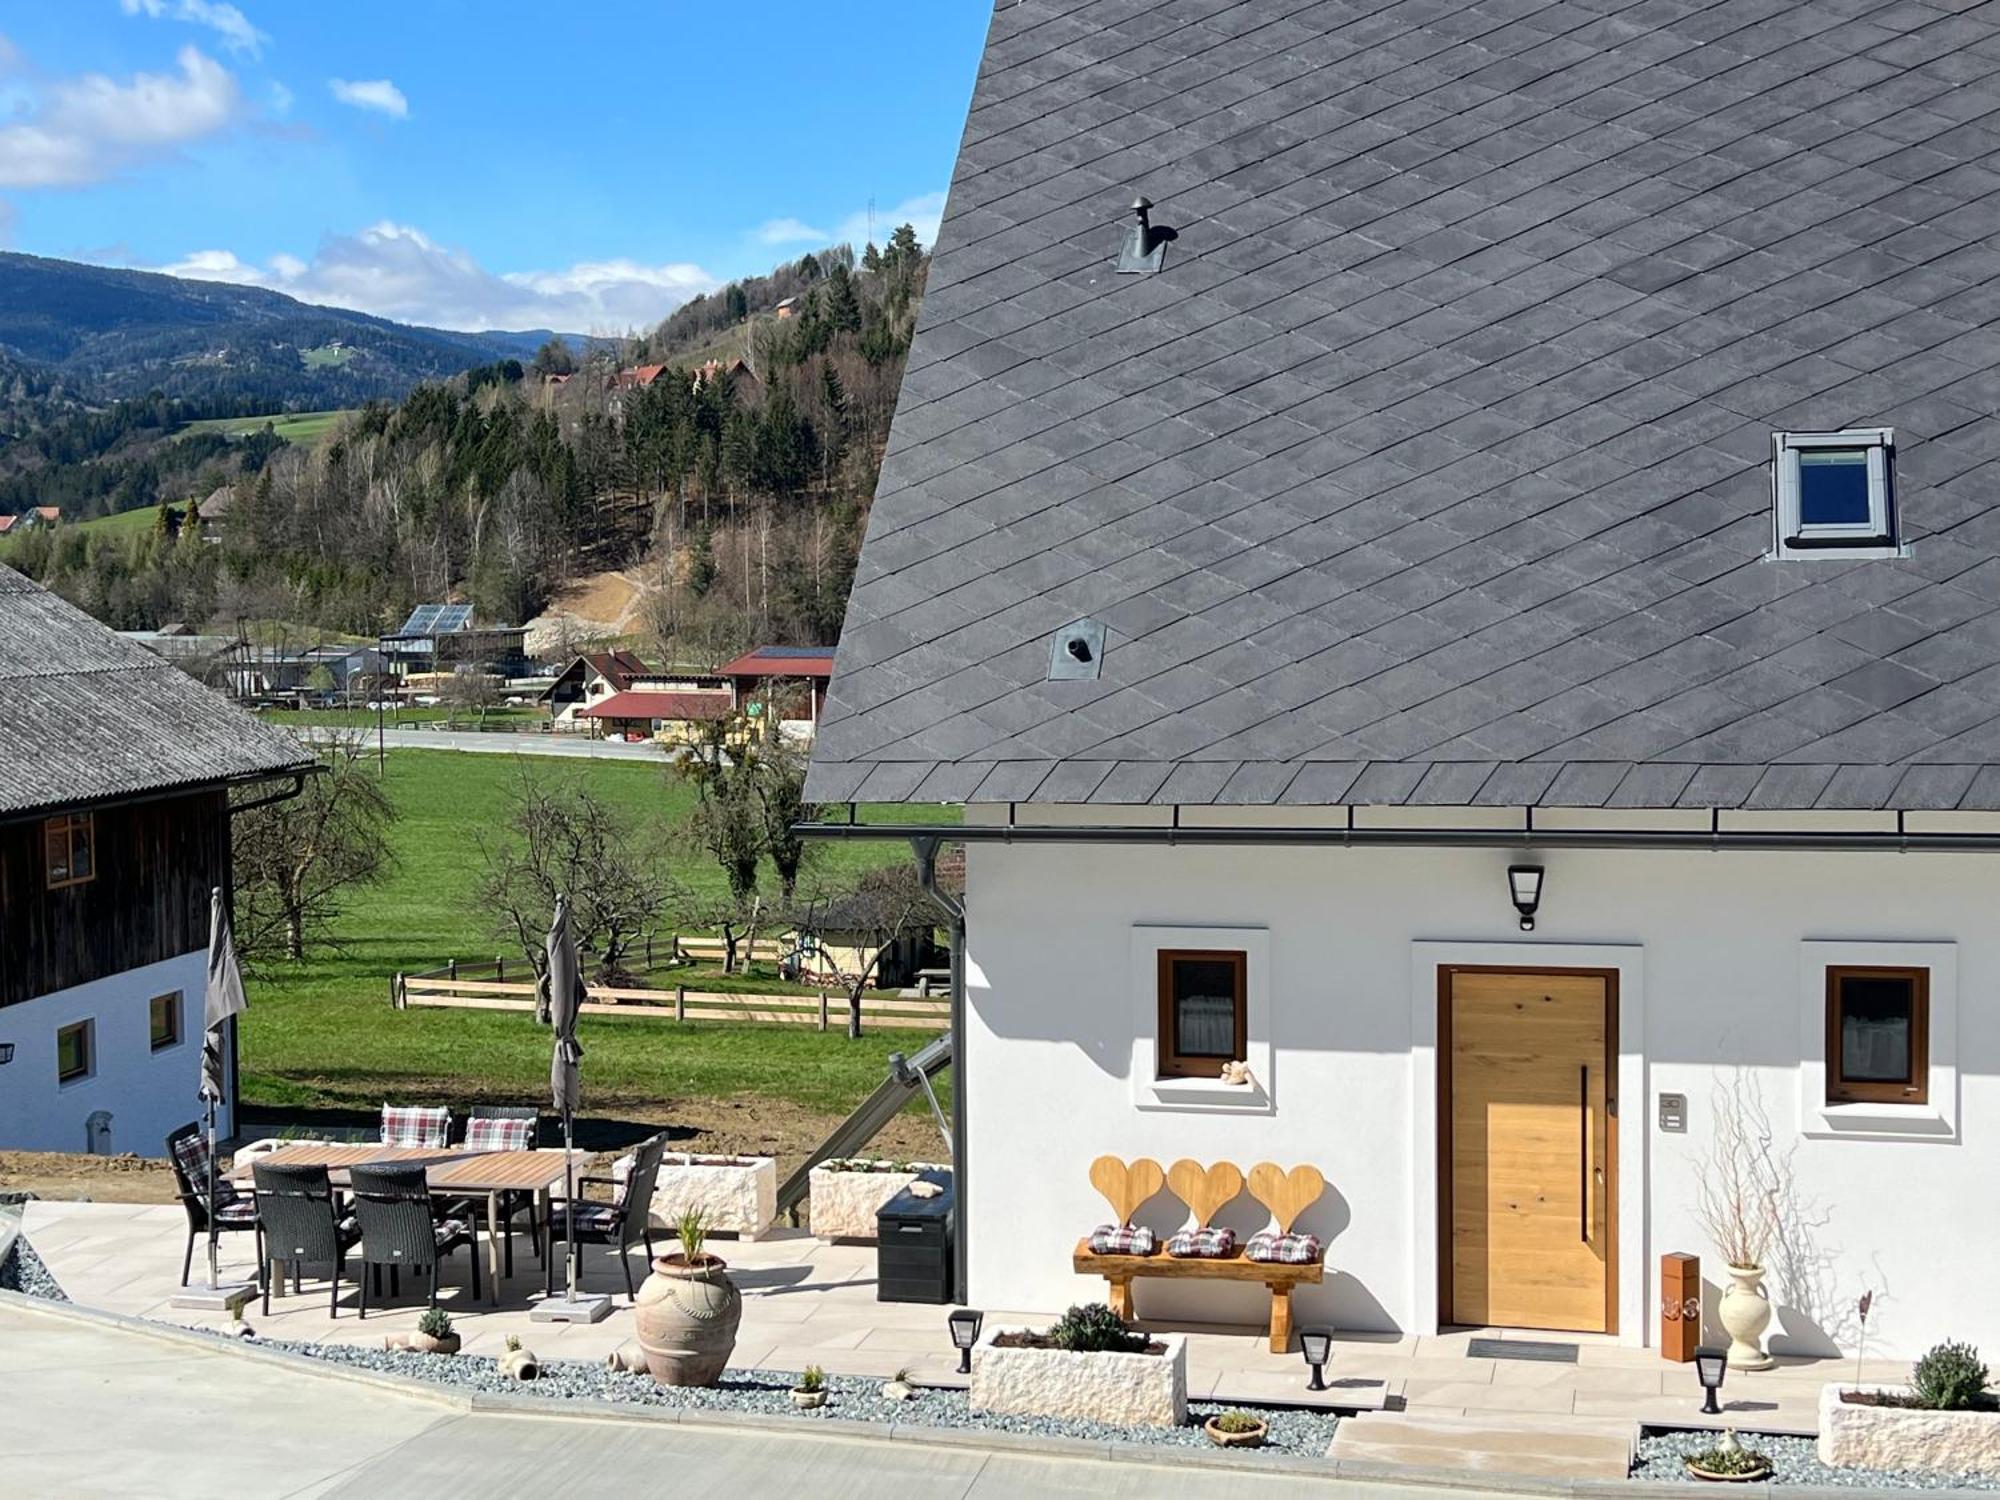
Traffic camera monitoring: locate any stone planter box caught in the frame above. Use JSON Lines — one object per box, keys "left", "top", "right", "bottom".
{"left": 808, "top": 1160, "right": 947, "bottom": 1241}
{"left": 620, "top": 1153, "right": 776, "bottom": 1239}
{"left": 1819, "top": 1384, "right": 2000, "bottom": 1475}
{"left": 970, "top": 1328, "right": 1187, "bottom": 1428}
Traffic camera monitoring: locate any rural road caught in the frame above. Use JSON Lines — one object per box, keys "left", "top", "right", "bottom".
{"left": 295, "top": 725, "right": 672, "bottom": 761}
{"left": 0, "top": 1300, "right": 1508, "bottom": 1500}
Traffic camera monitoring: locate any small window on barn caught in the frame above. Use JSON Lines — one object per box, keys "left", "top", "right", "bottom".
{"left": 1156, "top": 949, "right": 1246, "bottom": 1079}
{"left": 1773, "top": 429, "right": 1898, "bottom": 558}
{"left": 150, "top": 992, "right": 183, "bottom": 1052}
{"left": 1826, "top": 966, "right": 1928, "bottom": 1105}
{"left": 56, "top": 1020, "right": 93, "bottom": 1085}
{"left": 44, "top": 812, "right": 94, "bottom": 889}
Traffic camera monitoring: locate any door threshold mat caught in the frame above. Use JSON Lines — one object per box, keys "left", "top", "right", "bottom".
{"left": 1468, "top": 1337, "right": 1579, "bottom": 1363}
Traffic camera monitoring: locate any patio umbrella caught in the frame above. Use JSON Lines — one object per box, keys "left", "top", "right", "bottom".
{"left": 538, "top": 895, "right": 587, "bottom": 1307}
{"left": 197, "top": 885, "right": 247, "bottom": 1291}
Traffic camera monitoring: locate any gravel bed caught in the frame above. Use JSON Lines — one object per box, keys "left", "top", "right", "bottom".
{"left": 1633, "top": 1428, "right": 2000, "bottom": 1489}
{"left": 0, "top": 1234, "right": 68, "bottom": 1302}
{"left": 220, "top": 1335, "right": 1342, "bottom": 1454}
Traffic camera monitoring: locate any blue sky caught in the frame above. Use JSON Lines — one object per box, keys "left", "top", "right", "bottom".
{"left": 0, "top": 1, "right": 990, "bottom": 331}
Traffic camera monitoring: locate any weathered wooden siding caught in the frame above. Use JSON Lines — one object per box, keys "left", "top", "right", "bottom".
{"left": 0, "top": 790, "right": 228, "bottom": 1008}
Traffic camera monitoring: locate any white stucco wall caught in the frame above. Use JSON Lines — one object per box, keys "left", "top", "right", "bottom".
{"left": 0, "top": 950, "right": 214, "bottom": 1158}
{"left": 961, "top": 834, "right": 2000, "bottom": 1359}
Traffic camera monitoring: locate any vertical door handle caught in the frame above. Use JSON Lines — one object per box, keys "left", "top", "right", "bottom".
{"left": 1579, "top": 1063, "right": 1590, "bottom": 1245}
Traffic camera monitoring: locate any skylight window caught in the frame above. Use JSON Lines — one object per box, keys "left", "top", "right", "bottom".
{"left": 1772, "top": 429, "right": 1899, "bottom": 558}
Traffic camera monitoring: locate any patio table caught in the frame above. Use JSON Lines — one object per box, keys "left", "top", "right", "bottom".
{"left": 232, "top": 1143, "right": 571, "bottom": 1305}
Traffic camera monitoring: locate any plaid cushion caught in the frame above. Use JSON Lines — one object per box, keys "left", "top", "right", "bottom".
{"left": 557, "top": 1202, "right": 621, "bottom": 1235}
{"left": 381, "top": 1105, "right": 451, "bottom": 1147}
{"left": 433, "top": 1218, "right": 469, "bottom": 1244}
{"left": 1245, "top": 1230, "right": 1323, "bottom": 1265}
{"left": 213, "top": 1196, "right": 260, "bottom": 1225}
{"left": 170, "top": 1131, "right": 242, "bottom": 1209}
{"left": 1165, "top": 1226, "right": 1238, "bottom": 1259}
{"left": 1087, "top": 1224, "right": 1158, "bottom": 1256}
{"left": 463, "top": 1115, "right": 533, "bottom": 1152}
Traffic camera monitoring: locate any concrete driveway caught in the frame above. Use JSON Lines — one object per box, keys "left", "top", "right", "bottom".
{"left": 0, "top": 1299, "right": 1515, "bottom": 1500}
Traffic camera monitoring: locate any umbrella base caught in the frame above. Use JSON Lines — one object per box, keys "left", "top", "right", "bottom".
{"left": 532, "top": 1293, "right": 612, "bottom": 1324}
{"left": 171, "top": 1280, "right": 257, "bottom": 1314}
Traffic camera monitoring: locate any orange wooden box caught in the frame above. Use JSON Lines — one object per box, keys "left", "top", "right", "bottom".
{"left": 1661, "top": 1252, "right": 1700, "bottom": 1362}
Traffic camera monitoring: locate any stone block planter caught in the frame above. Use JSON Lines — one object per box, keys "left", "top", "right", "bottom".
{"left": 1819, "top": 1384, "right": 2000, "bottom": 1475}
{"left": 621, "top": 1153, "right": 776, "bottom": 1238}
{"left": 808, "top": 1160, "right": 947, "bottom": 1241}
{"left": 969, "top": 1328, "right": 1187, "bottom": 1428}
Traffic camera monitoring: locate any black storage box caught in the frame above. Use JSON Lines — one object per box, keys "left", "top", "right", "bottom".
{"left": 876, "top": 1172, "right": 955, "bottom": 1304}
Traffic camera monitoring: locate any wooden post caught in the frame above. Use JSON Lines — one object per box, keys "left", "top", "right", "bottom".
{"left": 1662, "top": 1253, "right": 1700, "bottom": 1362}
{"left": 392, "top": 973, "right": 404, "bottom": 1009}
{"left": 819, "top": 988, "right": 829, "bottom": 1032}
{"left": 496, "top": 954, "right": 505, "bottom": 982}
{"left": 448, "top": 957, "right": 457, "bottom": 981}
{"left": 675, "top": 986, "right": 686, "bottom": 1022}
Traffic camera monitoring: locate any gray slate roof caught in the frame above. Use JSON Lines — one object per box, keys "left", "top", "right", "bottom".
{"left": 810, "top": 0, "right": 2000, "bottom": 812}
{"left": 0, "top": 566, "right": 313, "bottom": 817}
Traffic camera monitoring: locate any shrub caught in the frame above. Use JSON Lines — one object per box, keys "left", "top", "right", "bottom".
{"left": 416, "top": 1307, "right": 454, "bottom": 1340}
{"left": 1047, "top": 1302, "right": 1149, "bottom": 1354}
{"left": 1913, "top": 1342, "right": 1989, "bottom": 1411}
{"left": 1687, "top": 1439, "right": 1768, "bottom": 1477}
{"left": 677, "top": 1208, "right": 709, "bottom": 1262}
{"left": 505, "top": 1335, "right": 522, "bottom": 1353}
{"left": 1211, "top": 1410, "right": 1264, "bottom": 1434}
{"left": 797, "top": 1364, "right": 826, "bottom": 1393}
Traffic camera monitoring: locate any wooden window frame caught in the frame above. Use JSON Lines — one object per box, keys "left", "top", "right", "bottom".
{"left": 56, "top": 1020, "right": 92, "bottom": 1085}
{"left": 43, "top": 812, "right": 95, "bottom": 890}
{"left": 1826, "top": 965, "right": 1929, "bottom": 1105}
{"left": 1155, "top": 948, "right": 1247, "bottom": 1079}
{"left": 150, "top": 992, "right": 182, "bottom": 1052}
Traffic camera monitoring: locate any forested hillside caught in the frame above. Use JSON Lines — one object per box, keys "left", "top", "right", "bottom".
{"left": 4, "top": 232, "right": 931, "bottom": 660}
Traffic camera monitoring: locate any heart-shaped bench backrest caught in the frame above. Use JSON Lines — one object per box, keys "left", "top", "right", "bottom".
{"left": 1166, "top": 1158, "right": 1244, "bottom": 1228}
{"left": 1247, "top": 1162, "right": 1325, "bottom": 1233}
{"left": 1088, "top": 1154, "right": 1164, "bottom": 1225}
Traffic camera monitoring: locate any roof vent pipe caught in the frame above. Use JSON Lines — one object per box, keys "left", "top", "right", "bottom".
{"left": 1116, "top": 196, "right": 1169, "bottom": 274}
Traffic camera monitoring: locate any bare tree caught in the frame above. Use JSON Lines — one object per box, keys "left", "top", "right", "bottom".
{"left": 1693, "top": 1072, "right": 1789, "bottom": 1271}
{"left": 232, "top": 732, "right": 396, "bottom": 962}
{"left": 437, "top": 669, "right": 503, "bottom": 729}
{"left": 795, "top": 862, "right": 941, "bottom": 1039}
{"left": 474, "top": 766, "right": 670, "bottom": 982}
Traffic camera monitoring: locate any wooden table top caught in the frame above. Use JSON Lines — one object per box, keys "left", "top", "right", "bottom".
{"left": 232, "top": 1143, "right": 571, "bottom": 1193}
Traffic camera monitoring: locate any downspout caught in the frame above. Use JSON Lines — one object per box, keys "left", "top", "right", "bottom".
{"left": 911, "top": 834, "right": 968, "bottom": 1303}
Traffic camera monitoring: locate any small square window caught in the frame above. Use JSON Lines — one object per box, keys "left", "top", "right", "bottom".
{"left": 56, "top": 1020, "right": 93, "bottom": 1084}
{"left": 1773, "top": 429, "right": 1897, "bottom": 557}
{"left": 150, "top": 992, "right": 182, "bottom": 1051}
{"left": 1826, "top": 965, "right": 1928, "bottom": 1105}
{"left": 1156, "top": 949, "right": 1246, "bottom": 1078}
{"left": 44, "top": 812, "right": 95, "bottom": 889}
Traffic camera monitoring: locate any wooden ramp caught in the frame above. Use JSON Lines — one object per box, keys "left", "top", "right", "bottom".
{"left": 1329, "top": 1410, "right": 1633, "bottom": 1482}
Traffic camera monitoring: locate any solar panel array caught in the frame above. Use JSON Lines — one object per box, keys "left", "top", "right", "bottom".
{"left": 397, "top": 603, "right": 473, "bottom": 637}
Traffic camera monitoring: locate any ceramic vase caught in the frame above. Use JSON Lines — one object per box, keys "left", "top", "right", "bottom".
{"left": 1718, "top": 1263, "right": 1775, "bottom": 1370}
{"left": 633, "top": 1254, "right": 741, "bottom": 1387}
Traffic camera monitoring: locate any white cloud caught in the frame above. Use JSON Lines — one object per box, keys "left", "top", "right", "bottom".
{"left": 750, "top": 191, "right": 948, "bottom": 256}
{"left": 120, "top": 0, "right": 268, "bottom": 58}
{"left": 328, "top": 77, "right": 407, "bottom": 119}
{"left": 0, "top": 44, "right": 238, "bottom": 188}
{"left": 152, "top": 221, "right": 720, "bottom": 333}
{"left": 267, "top": 80, "right": 292, "bottom": 116}
{"left": 755, "top": 217, "right": 828, "bottom": 247}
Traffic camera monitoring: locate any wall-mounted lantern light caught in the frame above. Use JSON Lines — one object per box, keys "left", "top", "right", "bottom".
{"left": 948, "top": 1308, "right": 984, "bottom": 1374}
{"left": 1508, "top": 864, "right": 1545, "bottom": 931}
{"left": 0, "top": 1042, "right": 14, "bottom": 1066}
{"left": 1694, "top": 1344, "right": 1727, "bottom": 1415}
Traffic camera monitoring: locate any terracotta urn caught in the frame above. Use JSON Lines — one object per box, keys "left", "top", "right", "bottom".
{"left": 1718, "top": 1263, "right": 1775, "bottom": 1370}
{"left": 634, "top": 1252, "right": 741, "bottom": 1387}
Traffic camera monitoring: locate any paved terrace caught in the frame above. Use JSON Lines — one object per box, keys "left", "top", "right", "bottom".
{"left": 26, "top": 1198, "right": 1897, "bottom": 1458}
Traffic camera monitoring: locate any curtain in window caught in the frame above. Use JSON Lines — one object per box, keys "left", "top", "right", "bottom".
{"left": 1177, "top": 993, "right": 1237, "bottom": 1057}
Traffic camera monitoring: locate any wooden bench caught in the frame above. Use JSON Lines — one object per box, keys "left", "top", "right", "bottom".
{"left": 1071, "top": 1155, "right": 1326, "bottom": 1353}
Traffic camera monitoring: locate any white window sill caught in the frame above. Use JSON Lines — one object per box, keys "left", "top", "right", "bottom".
{"left": 1136, "top": 1074, "right": 1274, "bottom": 1115}
{"left": 1802, "top": 1100, "right": 1956, "bottom": 1142}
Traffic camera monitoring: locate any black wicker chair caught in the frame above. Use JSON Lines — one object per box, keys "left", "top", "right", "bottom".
{"left": 545, "top": 1133, "right": 664, "bottom": 1302}
{"left": 451, "top": 1105, "right": 542, "bottom": 1277}
{"left": 349, "top": 1162, "right": 480, "bottom": 1314}
{"left": 251, "top": 1161, "right": 361, "bottom": 1317}
{"left": 165, "top": 1122, "right": 260, "bottom": 1286}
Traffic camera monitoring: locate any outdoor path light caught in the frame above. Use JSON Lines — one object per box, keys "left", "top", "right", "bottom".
{"left": 1299, "top": 1326, "right": 1333, "bottom": 1391}
{"left": 949, "top": 1308, "right": 983, "bottom": 1374}
{"left": 1508, "top": 864, "right": 1545, "bottom": 931}
{"left": 1695, "top": 1345, "right": 1728, "bottom": 1415}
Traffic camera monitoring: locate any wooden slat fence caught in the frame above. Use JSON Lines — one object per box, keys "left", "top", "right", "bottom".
{"left": 395, "top": 974, "right": 948, "bottom": 1031}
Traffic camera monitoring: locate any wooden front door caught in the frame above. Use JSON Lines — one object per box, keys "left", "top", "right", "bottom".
{"left": 1441, "top": 967, "right": 1616, "bottom": 1334}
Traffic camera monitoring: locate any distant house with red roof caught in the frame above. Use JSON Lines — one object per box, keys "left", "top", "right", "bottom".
{"left": 719, "top": 645, "right": 835, "bottom": 738}
{"left": 540, "top": 648, "right": 656, "bottom": 727}
{"left": 577, "top": 685, "right": 734, "bottom": 743}
{"left": 612, "top": 364, "right": 669, "bottom": 390}
{"left": 0, "top": 506, "right": 60, "bottom": 535}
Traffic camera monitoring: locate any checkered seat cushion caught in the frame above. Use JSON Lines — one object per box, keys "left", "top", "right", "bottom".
{"left": 213, "top": 1196, "right": 260, "bottom": 1224}
{"left": 1244, "top": 1230, "right": 1323, "bottom": 1265}
{"left": 1087, "top": 1224, "right": 1158, "bottom": 1256}
{"left": 1165, "top": 1227, "right": 1237, "bottom": 1258}
{"left": 170, "top": 1131, "right": 245, "bottom": 1210}
{"left": 463, "top": 1116, "right": 533, "bottom": 1152}
{"left": 558, "top": 1202, "right": 621, "bottom": 1235}
{"left": 381, "top": 1105, "right": 451, "bottom": 1147}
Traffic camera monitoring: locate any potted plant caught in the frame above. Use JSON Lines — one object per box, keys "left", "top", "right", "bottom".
{"left": 970, "top": 1302, "right": 1188, "bottom": 1428}
{"left": 1693, "top": 1078, "right": 1786, "bottom": 1369}
{"left": 1204, "top": 1409, "right": 1269, "bottom": 1448}
{"left": 1820, "top": 1340, "right": 2000, "bottom": 1473}
{"left": 1685, "top": 1430, "right": 1772, "bottom": 1482}
{"left": 792, "top": 1364, "right": 828, "bottom": 1409}
{"left": 409, "top": 1307, "right": 459, "bottom": 1356}
{"left": 500, "top": 1334, "right": 539, "bottom": 1381}
{"left": 880, "top": 1367, "right": 915, "bottom": 1402}
{"left": 633, "top": 1208, "right": 742, "bottom": 1387}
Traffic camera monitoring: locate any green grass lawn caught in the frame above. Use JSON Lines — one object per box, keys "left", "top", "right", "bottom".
{"left": 241, "top": 748, "right": 954, "bottom": 1117}
{"left": 180, "top": 409, "right": 355, "bottom": 444}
